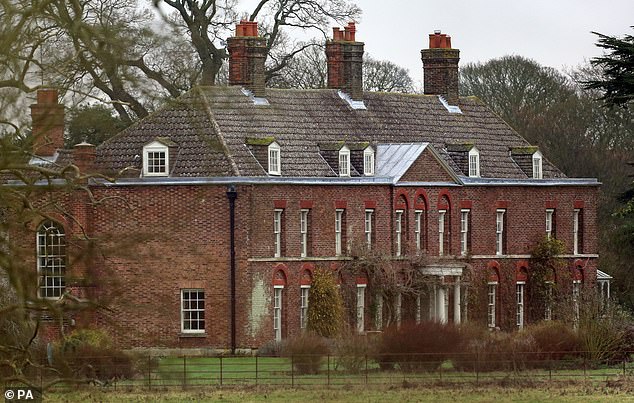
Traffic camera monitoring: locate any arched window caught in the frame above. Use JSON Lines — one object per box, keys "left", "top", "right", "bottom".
{"left": 532, "top": 151, "right": 543, "bottom": 179}
{"left": 363, "top": 146, "right": 375, "bottom": 176}
{"left": 468, "top": 147, "right": 480, "bottom": 177}
{"left": 37, "top": 220, "right": 66, "bottom": 299}
{"left": 338, "top": 145, "right": 350, "bottom": 177}
{"left": 268, "top": 141, "right": 281, "bottom": 175}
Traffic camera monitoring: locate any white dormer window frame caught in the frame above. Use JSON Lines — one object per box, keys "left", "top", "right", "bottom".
{"left": 468, "top": 147, "right": 480, "bottom": 177}
{"left": 143, "top": 141, "right": 169, "bottom": 177}
{"left": 532, "top": 151, "right": 543, "bottom": 179}
{"left": 339, "top": 146, "right": 350, "bottom": 177}
{"left": 268, "top": 141, "right": 281, "bottom": 175}
{"left": 363, "top": 146, "right": 375, "bottom": 176}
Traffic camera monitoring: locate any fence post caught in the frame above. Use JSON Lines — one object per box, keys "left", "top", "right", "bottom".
{"left": 183, "top": 356, "right": 187, "bottom": 389}
{"left": 291, "top": 355, "right": 295, "bottom": 387}
{"left": 148, "top": 354, "right": 152, "bottom": 390}
{"left": 255, "top": 355, "right": 258, "bottom": 386}
{"left": 220, "top": 356, "right": 223, "bottom": 386}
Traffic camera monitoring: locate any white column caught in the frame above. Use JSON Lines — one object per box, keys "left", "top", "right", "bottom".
{"left": 437, "top": 286, "right": 447, "bottom": 324}
{"left": 454, "top": 277, "right": 461, "bottom": 324}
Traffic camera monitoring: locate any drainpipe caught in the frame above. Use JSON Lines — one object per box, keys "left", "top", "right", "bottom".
{"left": 226, "top": 185, "right": 238, "bottom": 354}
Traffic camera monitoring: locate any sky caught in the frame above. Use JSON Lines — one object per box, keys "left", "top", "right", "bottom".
{"left": 350, "top": 0, "right": 633, "bottom": 83}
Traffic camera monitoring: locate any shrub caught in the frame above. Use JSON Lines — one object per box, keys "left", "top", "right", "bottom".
{"left": 333, "top": 333, "right": 378, "bottom": 373}
{"left": 281, "top": 333, "right": 330, "bottom": 375}
{"left": 378, "top": 321, "right": 461, "bottom": 372}
{"left": 257, "top": 340, "right": 283, "bottom": 357}
{"left": 306, "top": 269, "right": 344, "bottom": 338}
{"left": 524, "top": 321, "right": 582, "bottom": 361}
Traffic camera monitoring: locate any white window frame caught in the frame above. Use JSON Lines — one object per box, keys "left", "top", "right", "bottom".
{"left": 274, "top": 285, "right": 284, "bottom": 341}
{"left": 143, "top": 141, "right": 169, "bottom": 177}
{"left": 181, "top": 289, "right": 205, "bottom": 334}
{"left": 268, "top": 141, "right": 281, "bottom": 175}
{"left": 487, "top": 282, "right": 497, "bottom": 328}
{"left": 274, "top": 209, "right": 283, "bottom": 258}
{"left": 496, "top": 209, "right": 505, "bottom": 256}
{"left": 573, "top": 209, "right": 580, "bottom": 255}
{"left": 300, "top": 209, "right": 309, "bottom": 257}
{"left": 438, "top": 210, "right": 446, "bottom": 256}
{"left": 356, "top": 284, "right": 366, "bottom": 333}
{"left": 37, "top": 221, "right": 66, "bottom": 299}
{"left": 339, "top": 146, "right": 350, "bottom": 177}
{"left": 300, "top": 285, "right": 310, "bottom": 330}
{"left": 335, "top": 209, "right": 344, "bottom": 255}
{"left": 460, "top": 209, "right": 470, "bottom": 256}
{"left": 572, "top": 279, "right": 581, "bottom": 328}
{"left": 395, "top": 210, "right": 403, "bottom": 257}
{"left": 468, "top": 147, "right": 480, "bottom": 177}
{"left": 415, "top": 210, "right": 423, "bottom": 252}
{"left": 546, "top": 209, "right": 554, "bottom": 240}
{"left": 532, "top": 151, "right": 543, "bottom": 179}
{"left": 363, "top": 146, "right": 375, "bottom": 176}
{"left": 365, "top": 209, "right": 374, "bottom": 250}
{"left": 516, "top": 282, "right": 525, "bottom": 329}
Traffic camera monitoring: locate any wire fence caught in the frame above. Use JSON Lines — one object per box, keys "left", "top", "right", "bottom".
{"left": 8, "top": 350, "right": 632, "bottom": 391}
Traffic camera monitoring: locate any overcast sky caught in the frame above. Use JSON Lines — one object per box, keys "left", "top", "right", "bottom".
{"left": 343, "top": 0, "right": 633, "bottom": 84}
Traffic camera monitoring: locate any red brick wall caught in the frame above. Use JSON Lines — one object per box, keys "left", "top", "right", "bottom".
{"left": 400, "top": 148, "right": 455, "bottom": 182}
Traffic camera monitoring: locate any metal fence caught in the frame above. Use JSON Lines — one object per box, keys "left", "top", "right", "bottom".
{"left": 11, "top": 351, "right": 631, "bottom": 391}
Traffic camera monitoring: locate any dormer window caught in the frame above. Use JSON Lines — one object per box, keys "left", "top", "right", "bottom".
{"left": 468, "top": 147, "right": 480, "bottom": 177}
{"left": 143, "top": 141, "right": 169, "bottom": 176}
{"left": 363, "top": 146, "right": 375, "bottom": 176}
{"left": 339, "top": 146, "right": 350, "bottom": 177}
{"left": 268, "top": 141, "right": 281, "bottom": 175}
{"left": 532, "top": 151, "right": 543, "bottom": 179}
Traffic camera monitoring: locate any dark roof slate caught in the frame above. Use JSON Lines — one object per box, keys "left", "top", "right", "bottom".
{"left": 95, "top": 86, "right": 564, "bottom": 179}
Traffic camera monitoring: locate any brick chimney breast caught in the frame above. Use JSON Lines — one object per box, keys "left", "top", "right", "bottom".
{"left": 31, "top": 88, "right": 65, "bottom": 156}
{"left": 421, "top": 31, "right": 460, "bottom": 104}
{"left": 326, "top": 22, "right": 364, "bottom": 101}
{"left": 228, "top": 20, "right": 267, "bottom": 97}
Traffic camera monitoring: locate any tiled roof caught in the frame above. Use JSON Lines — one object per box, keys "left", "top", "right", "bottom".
{"left": 95, "top": 86, "right": 564, "bottom": 179}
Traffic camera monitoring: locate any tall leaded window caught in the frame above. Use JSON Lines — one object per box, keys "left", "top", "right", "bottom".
{"left": 365, "top": 209, "right": 374, "bottom": 250}
{"left": 143, "top": 141, "right": 169, "bottom": 176}
{"left": 268, "top": 142, "right": 281, "bottom": 175}
{"left": 37, "top": 221, "right": 66, "bottom": 299}
{"left": 573, "top": 209, "right": 581, "bottom": 254}
{"left": 532, "top": 151, "right": 543, "bottom": 179}
{"left": 339, "top": 146, "right": 350, "bottom": 177}
{"left": 335, "top": 209, "right": 344, "bottom": 255}
{"left": 274, "top": 286, "right": 284, "bottom": 341}
{"left": 415, "top": 210, "right": 425, "bottom": 252}
{"left": 516, "top": 282, "right": 525, "bottom": 329}
{"left": 300, "top": 209, "right": 309, "bottom": 257}
{"left": 363, "top": 146, "right": 375, "bottom": 176}
{"left": 468, "top": 147, "right": 480, "bottom": 177}
{"left": 487, "top": 282, "right": 497, "bottom": 328}
{"left": 572, "top": 279, "right": 581, "bottom": 328}
{"left": 181, "top": 289, "right": 205, "bottom": 333}
{"left": 395, "top": 210, "right": 403, "bottom": 256}
{"left": 438, "top": 210, "right": 446, "bottom": 256}
{"left": 460, "top": 209, "right": 470, "bottom": 256}
{"left": 356, "top": 284, "right": 366, "bottom": 333}
{"left": 496, "top": 209, "right": 505, "bottom": 256}
{"left": 545, "top": 281, "right": 554, "bottom": 320}
{"left": 274, "top": 209, "right": 283, "bottom": 257}
{"left": 300, "top": 286, "right": 310, "bottom": 330}
{"left": 545, "top": 209, "right": 555, "bottom": 239}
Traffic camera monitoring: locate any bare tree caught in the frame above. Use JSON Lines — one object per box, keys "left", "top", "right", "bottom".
{"left": 363, "top": 55, "right": 413, "bottom": 93}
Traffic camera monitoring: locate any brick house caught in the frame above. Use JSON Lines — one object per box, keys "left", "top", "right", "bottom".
{"left": 24, "top": 22, "right": 601, "bottom": 351}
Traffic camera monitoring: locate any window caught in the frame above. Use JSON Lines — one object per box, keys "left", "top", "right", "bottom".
{"left": 468, "top": 147, "right": 480, "bottom": 177}
{"left": 300, "top": 209, "right": 309, "bottom": 257}
{"left": 460, "top": 209, "right": 470, "bottom": 256}
{"left": 516, "top": 282, "right": 525, "bottom": 329}
{"left": 545, "top": 281, "right": 554, "bottom": 320}
{"left": 363, "top": 146, "right": 375, "bottom": 176}
{"left": 300, "top": 286, "right": 310, "bottom": 330}
{"left": 532, "top": 151, "right": 543, "bottom": 179}
{"left": 573, "top": 209, "right": 581, "bottom": 254}
{"left": 496, "top": 209, "right": 505, "bottom": 256}
{"left": 143, "top": 141, "right": 169, "bottom": 176}
{"left": 274, "top": 209, "right": 283, "bottom": 257}
{"left": 487, "top": 282, "right": 497, "bottom": 328}
{"left": 545, "top": 209, "right": 555, "bottom": 239}
{"left": 181, "top": 289, "right": 205, "bottom": 333}
{"left": 395, "top": 210, "right": 403, "bottom": 256}
{"left": 339, "top": 146, "right": 350, "bottom": 177}
{"left": 37, "top": 221, "right": 66, "bottom": 299}
{"left": 572, "top": 280, "right": 581, "bottom": 328}
{"left": 356, "top": 284, "right": 366, "bottom": 332}
{"left": 365, "top": 209, "right": 374, "bottom": 250}
{"left": 274, "top": 286, "right": 283, "bottom": 341}
{"left": 438, "top": 210, "right": 446, "bottom": 256}
{"left": 415, "top": 210, "right": 424, "bottom": 252}
{"left": 268, "top": 141, "right": 281, "bottom": 175}
{"left": 335, "top": 209, "right": 344, "bottom": 255}
{"left": 375, "top": 293, "right": 383, "bottom": 330}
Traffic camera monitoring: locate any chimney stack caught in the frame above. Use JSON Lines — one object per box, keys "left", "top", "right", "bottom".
{"left": 30, "top": 89, "right": 65, "bottom": 156}
{"left": 73, "top": 142, "right": 96, "bottom": 174}
{"left": 421, "top": 31, "right": 460, "bottom": 104}
{"left": 227, "top": 20, "right": 267, "bottom": 97}
{"left": 326, "top": 22, "right": 364, "bottom": 101}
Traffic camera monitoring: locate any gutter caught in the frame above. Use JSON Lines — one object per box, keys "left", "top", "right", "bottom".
{"left": 226, "top": 184, "right": 238, "bottom": 354}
